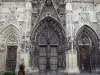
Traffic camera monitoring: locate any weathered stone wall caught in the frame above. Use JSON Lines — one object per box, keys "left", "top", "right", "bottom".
{"left": 65, "top": 0, "right": 100, "bottom": 73}
{"left": 0, "top": 0, "right": 100, "bottom": 74}
{"left": 0, "top": 1, "right": 32, "bottom": 72}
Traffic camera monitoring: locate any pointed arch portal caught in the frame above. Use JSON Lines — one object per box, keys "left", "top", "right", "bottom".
{"left": 76, "top": 25, "right": 99, "bottom": 73}
{"left": 1, "top": 25, "right": 20, "bottom": 71}
{"left": 31, "top": 17, "right": 66, "bottom": 72}
{"left": 6, "top": 33, "right": 18, "bottom": 71}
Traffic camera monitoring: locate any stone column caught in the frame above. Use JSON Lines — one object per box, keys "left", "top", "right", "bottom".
{"left": 24, "top": 50, "right": 30, "bottom": 71}
{"left": 24, "top": 0, "right": 32, "bottom": 72}
{"left": 15, "top": 45, "right": 21, "bottom": 72}
{"left": 65, "top": 50, "right": 79, "bottom": 74}
{"left": 0, "top": 43, "right": 6, "bottom": 72}
{"left": 65, "top": 2, "right": 79, "bottom": 74}
{"left": 95, "top": 2, "right": 100, "bottom": 73}
{"left": 0, "top": 50, "right": 6, "bottom": 72}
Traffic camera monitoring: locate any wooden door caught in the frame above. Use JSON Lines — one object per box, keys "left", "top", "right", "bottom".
{"left": 39, "top": 45, "right": 58, "bottom": 72}
{"left": 50, "top": 45, "right": 58, "bottom": 72}
{"left": 78, "top": 45, "right": 91, "bottom": 72}
{"left": 6, "top": 46, "right": 17, "bottom": 71}
{"left": 39, "top": 45, "right": 47, "bottom": 72}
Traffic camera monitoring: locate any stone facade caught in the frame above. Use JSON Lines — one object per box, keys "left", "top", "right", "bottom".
{"left": 0, "top": 0, "right": 100, "bottom": 74}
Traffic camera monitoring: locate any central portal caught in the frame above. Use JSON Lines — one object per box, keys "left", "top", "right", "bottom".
{"left": 32, "top": 17, "right": 65, "bottom": 73}
{"left": 37, "top": 27, "right": 58, "bottom": 72}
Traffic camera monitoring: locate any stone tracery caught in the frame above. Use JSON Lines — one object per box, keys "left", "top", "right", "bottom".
{"left": 6, "top": 33, "right": 18, "bottom": 44}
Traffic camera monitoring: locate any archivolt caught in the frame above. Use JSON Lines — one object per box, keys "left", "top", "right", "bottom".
{"left": 0, "top": 25, "right": 20, "bottom": 43}
{"left": 76, "top": 25, "right": 99, "bottom": 45}
{"left": 31, "top": 16, "right": 66, "bottom": 45}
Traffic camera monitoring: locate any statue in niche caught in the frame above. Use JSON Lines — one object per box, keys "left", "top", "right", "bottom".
{"left": 79, "top": 7, "right": 89, "bottom": 22}
{"left": 97, "top": 12, "right": 100, "bottom": 21}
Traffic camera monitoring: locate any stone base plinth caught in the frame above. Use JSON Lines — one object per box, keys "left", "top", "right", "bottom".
{"left": 65, "top": 50, "right": 80, "bottom": 74}
{"left": 65, "top": 68, "right": 80, "bottom": 74}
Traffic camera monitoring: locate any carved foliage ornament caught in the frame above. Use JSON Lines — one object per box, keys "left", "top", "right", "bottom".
{"left": 37, "top": 26, "right": 59, "bottom": 44}
{"left": 45, "top": 0, "right": 53, "bottom": 7}
{"left": 35, "top": 18, "right": 60, "bottom": 42}
{"left": 31, "top": 17, "right": 65, "bottom": 45}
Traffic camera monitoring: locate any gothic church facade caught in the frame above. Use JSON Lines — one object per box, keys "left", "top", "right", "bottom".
{"left": 0, "top": 0, "right": 100, "bottom": 74}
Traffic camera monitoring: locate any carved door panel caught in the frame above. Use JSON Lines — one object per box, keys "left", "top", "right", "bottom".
{"left": 6, "top": 46, "right": 17, "bottom": 71}
{"left": 78, "top": 45, "right": 91, "bottom": 72}
{"left": 39, "top": 45, "right": 58, "bottom": 72}
{"left": 50, "top": 46, "right": 57, "bottom": 71}
{"left": 39, "top": 46, "right": 47, "bottom": 72}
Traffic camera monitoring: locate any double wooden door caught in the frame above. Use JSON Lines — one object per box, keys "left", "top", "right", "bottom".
{"left": 6, "top": 46, "right": 17, "bottom": 71}
{"left": 78, "top": 45, "right": 91, "bottom": 72}
{"left": 39, "top": 45, "right": 58, "bottom": 72}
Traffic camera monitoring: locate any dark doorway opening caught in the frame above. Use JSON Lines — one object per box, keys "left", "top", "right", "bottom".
{"left": 6, "top": 46, "right": 17, "bottom": 71}
{"left": 78, "top": 45, "right": 91, "bottom": 72}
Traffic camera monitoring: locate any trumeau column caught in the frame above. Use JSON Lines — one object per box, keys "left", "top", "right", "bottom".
{"left": 65, "top": 2, "right": 79, "bottom": 74}
{"left": 24, "top": 0, "right": 32, "bottom": 72}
